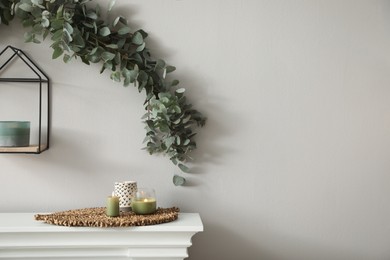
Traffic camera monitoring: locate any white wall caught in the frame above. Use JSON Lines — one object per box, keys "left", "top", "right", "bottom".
{"left": 1, "top": 0, "right": 390, "bottom": 259}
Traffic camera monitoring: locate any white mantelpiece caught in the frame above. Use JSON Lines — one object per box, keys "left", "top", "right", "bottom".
{"left": 0, "top": 213, "right": 203, "bottom": 260}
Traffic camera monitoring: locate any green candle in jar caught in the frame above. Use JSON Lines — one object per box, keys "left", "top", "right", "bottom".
{"left": 132, "top": 188, "right": 157, "bottom": 215}
{"left": 132, "top": 198, "right": 157, "bottom": 215}
{"left": 106, "top": 196, "right": 120, "bottom": 217}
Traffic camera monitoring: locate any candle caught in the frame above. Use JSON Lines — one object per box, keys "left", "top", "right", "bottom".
{"left": 132, "top": 198, "right": 157, "bottom": 215}
{"left": 106, "top": 195, "right": 120, "bottom": 217}
{"left": 132, "top": 188, "right": 157, "bottom": 215}
{"left": 114, "top": 181, "right": 137, "bottom": 212}
{"left": 0, "top": 121, "right": 30, "bottom": 147}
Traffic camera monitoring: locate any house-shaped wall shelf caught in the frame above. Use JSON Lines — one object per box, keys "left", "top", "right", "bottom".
{"left": 0, "top": 45, "right": 50, "bottom": 153}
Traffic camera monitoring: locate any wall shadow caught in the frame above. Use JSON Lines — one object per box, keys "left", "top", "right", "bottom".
{"left": 188, "top": 221, "right": 381, "bottom": 260}
{"left": 189, "top": 222, "right": 278, "bottom": 260}
{"left": 21, "top": 129, "right": 138, "bottom": 178}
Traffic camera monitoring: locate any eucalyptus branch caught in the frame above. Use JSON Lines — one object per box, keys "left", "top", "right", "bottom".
{"left": 0, "top": 0, "right": 206, "bottom": 185}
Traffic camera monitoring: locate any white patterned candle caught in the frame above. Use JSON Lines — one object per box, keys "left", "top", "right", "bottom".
{"left": 114, "top": 181, "right": 137, "bottom": 212}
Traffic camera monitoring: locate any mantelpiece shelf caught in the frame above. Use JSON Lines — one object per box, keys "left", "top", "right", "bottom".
{"left": 0, "top": 144, "right": 47, "bottom": 153}
{"left": 0, "top": 213, "right": 203, "bottom": 260}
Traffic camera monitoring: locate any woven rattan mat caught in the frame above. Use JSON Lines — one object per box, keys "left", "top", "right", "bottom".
{"left": 35, "top": 207, "right": 179, "bottom": 227}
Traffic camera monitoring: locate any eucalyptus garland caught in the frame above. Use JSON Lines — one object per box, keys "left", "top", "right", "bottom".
{"left": 0, "top": 0, "right": 206, "bottom": 185}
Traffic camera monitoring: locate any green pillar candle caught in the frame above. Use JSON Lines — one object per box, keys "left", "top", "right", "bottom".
{"left": 106, "top": 196, "right": 120, "bottom": 217}
{"left": 132, "top": 198, "right": 157, "bottom": 215}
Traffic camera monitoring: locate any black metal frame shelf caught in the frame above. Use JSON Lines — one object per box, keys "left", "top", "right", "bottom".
{"left": 0, "top": 45, "right": 50, "bottom": 154}
{"left": 0, "top": 78, "right": 49, "bottom": 82}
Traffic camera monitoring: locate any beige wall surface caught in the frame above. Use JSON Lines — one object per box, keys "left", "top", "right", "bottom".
{"left": 1, "top": 1, "right": 390, "bottom": 259}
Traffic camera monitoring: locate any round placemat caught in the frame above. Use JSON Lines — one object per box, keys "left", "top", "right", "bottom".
{"left": 35, "top": 207, "right": 179, "bottom": 227}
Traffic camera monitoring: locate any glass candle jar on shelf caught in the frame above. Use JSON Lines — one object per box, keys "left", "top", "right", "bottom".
{"left": 132, "top": 188, "right": 157, "bottom": 215}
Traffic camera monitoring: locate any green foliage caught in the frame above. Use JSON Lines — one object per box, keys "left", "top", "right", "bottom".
{"left": 0, "top": 0, "right": 206, "bottom": 185}
{"left": 173, "top": 175, "right": 186, "bottom": 186}
{"left": 0, "top": 0, "right": 13, "bottom": 25}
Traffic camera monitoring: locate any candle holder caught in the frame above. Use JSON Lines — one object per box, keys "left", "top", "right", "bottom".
{"left": 114, "top": 181, "right": 137, "bottom": 212}
{"left": 132, "top": 188, "right": 157, "bottom": 215}
{"left": 0, "top": 121, "right": 30, "bottom": 147}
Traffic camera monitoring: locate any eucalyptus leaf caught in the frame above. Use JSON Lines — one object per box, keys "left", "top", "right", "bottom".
{"left": 114, "top": 52, "right": 121, "bottom": 64}
{"left": 20, "top": 18, "right": 31, "bottom": 28}
{"left": 99, "top": 26, "right": 110, "bottom": 37}
{"left": 132, "top": 31, "right": 143, "bottom": 45}
{"left": 101, "top": 51, "right": 115, "bottom": 61}
{"left": 63, "top": 28, "right": 72, "bottom": 43}
{"left": 33, "top": 23, "right": 43, "bottom": 33}
{"left": 31, "top": 0, "right": 44, "bottom": 9}
{"left": 173, "top": 175, "right": 186, "bottom": 186}
{"left": 51, "top": 20, "right": 63, "bottom": 30}
{"left": 2, "top": 10, "right": 12, "bottom": 25}
{"left": 23, "top": 31, "right": 33, "bottom": 42}
{"left": 32, "top": 37, "right": 41, "bottom": 44}
{"left": 64, "top": 22, "right": 73, "bottom": 34}
{"left": 73, "top": 33, "right": 85, "bottom": 48}
{"left": 31, "top": 7, "right": 42, "bottom": 18}
{"left": 173, "top": 106, "right": 181, "bottom": 114}
{"left": 41, "top": 17, "right": 49, "bottom": 27}
{"left": 166, "top": 66, "right": 176, "bottom": 73}
{"left": 183, "top": 139, "right": 190, "bottom": 146}
{"left": 52, "top": 47, "right": 63, "bottom": 59}
{"left": 18, "top": 3, "right": 33, "bottom": 12}
{"left": 86, "top": 11, "right": 97, "bottom": 20}
{"left": 82, "top": 21, "right": 93, "bottom": 28}
{"left": 113, "top": 15, "right": 127, "bottom": 27}
{"left": 90, "top": 47, "right": 98, "bottom": 55}
{"left": 176, "top": 88, "right": 185, "bottom": 93}
{"left": 42, "top": 10, "right": 50, "bottom": 17}
{"left": 106, "top": 43, "right": 118, "bottom": 49}
{"left": 165, "top": 136, "right": 175, "bottom": 148}
{"left": 42, "top": 29, "right": 49, "bottom": 40}
{"left": 155, "top": 59, "right": 165, "bottom": 70}
{"left": 110, "top": 71, "right": 121, "bottom": 82}
{"left": 104, "top": 61, "right": 113, "bottom": 70}
{"left": 93, "top": 21, "right": 97, "bottom": 34}
{"left": 136, "top": 42, "right": 145, "bottom": 52}
{"left": 63, "top": 54, "right": 71, "bottom": 63}
{"left": 182, "top": 115, "right": 191, "bottom": 124}
{"left": 137, "top": 29, "right": 148, "bottom": 39}
{"left": 129, "top": 69, "right": 138, "bottom": 83}
{"left": 178, "top": 164, "right": 190, "bottom": 173}
{"left": 118, "top": 26, "right": 131, "bottom": 35}
{"left": 117, "top": 38, "right": 126, "bottom": 49}
{"left": 108, "top": 0, "right": 116, "bottom": 12}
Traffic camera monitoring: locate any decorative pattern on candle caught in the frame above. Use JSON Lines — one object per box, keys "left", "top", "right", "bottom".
{"left": 114, "top": 181, "right": 137, "bottom": 211}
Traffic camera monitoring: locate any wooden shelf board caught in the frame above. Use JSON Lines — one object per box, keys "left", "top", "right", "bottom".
{"left": 0, "top": 144, "right": 47, "bottom": 153}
